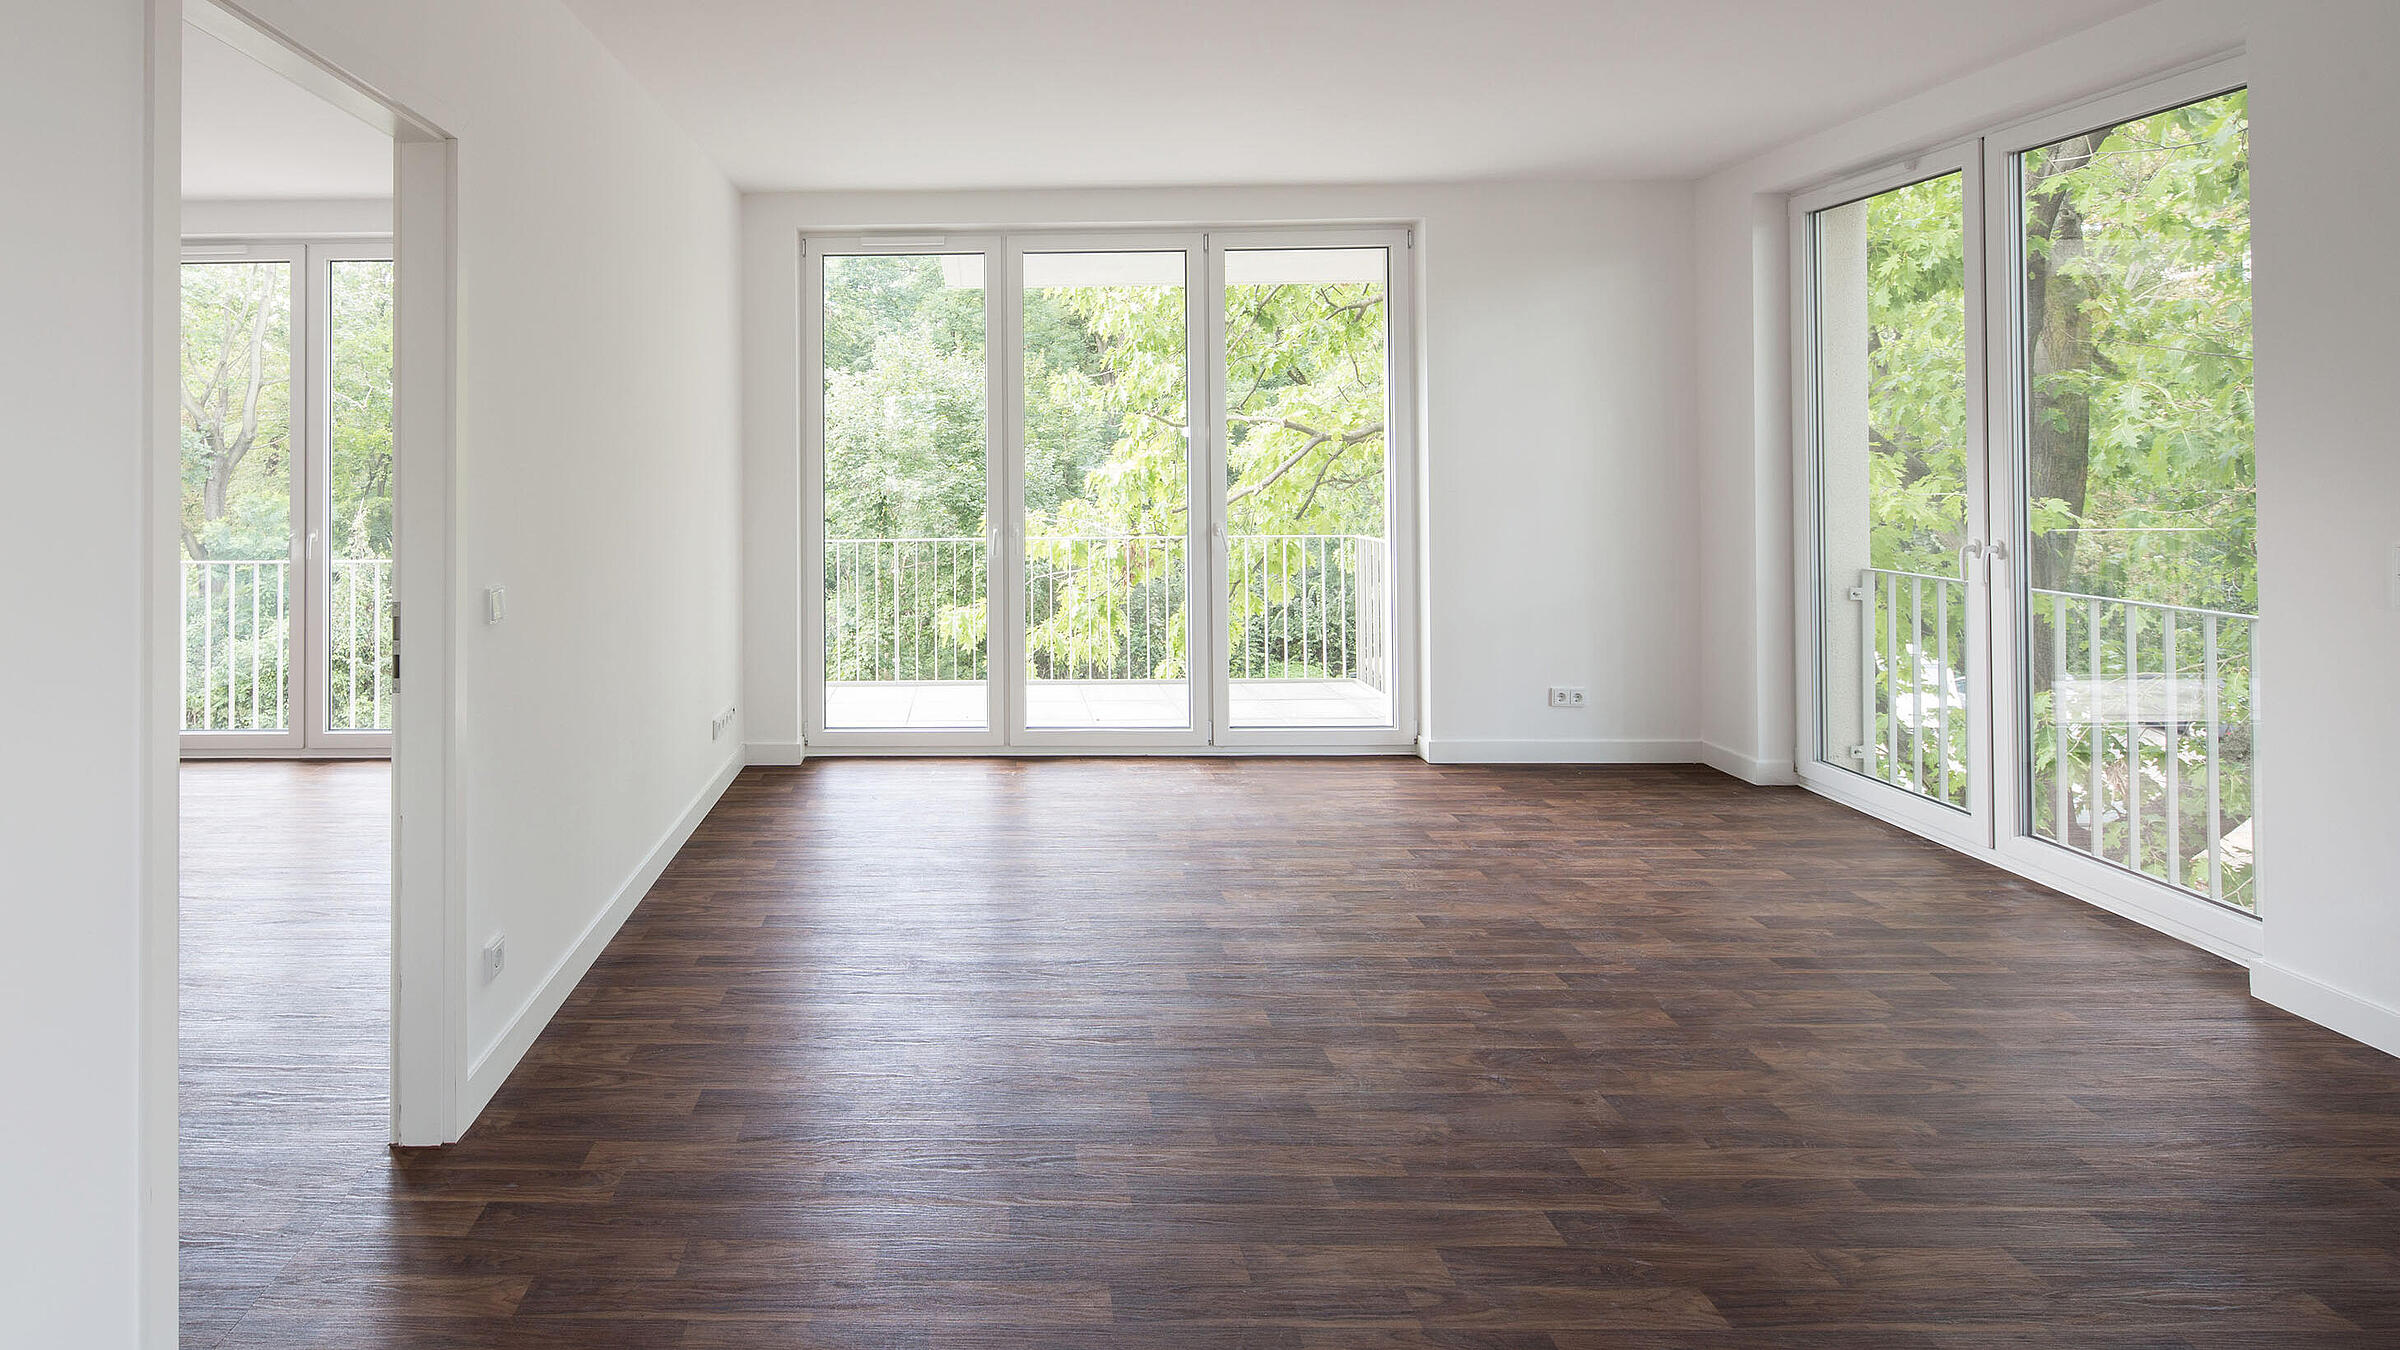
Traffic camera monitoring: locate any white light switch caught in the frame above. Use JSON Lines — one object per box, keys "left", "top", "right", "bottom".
{"left": 484, "top": 585, "right": 507, "bottom": 624}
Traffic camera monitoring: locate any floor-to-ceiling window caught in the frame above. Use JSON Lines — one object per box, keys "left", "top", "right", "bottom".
{"left": 802, "top": 227, "right": 1417, "bottom": 751}
{"left": 1797, "top": 60, "right": 2256, "bottom": 941}
{"left": 2010, "top": 87, "right": 2255, "bottom": 912}
{"left": 180, "top": 241, "right": 395, "bottom": 755}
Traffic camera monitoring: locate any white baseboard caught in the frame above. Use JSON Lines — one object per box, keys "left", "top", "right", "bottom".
{"left": 1419, "top": 737, "right": 1701, "bottom": 765}
{"left": 1700, "top": 740, "right": 1798, "bottom": 785}
{"left": 745, "top": 740, "right": 808, "bottom": 765}
{"left": 2251, "top": 961, "right": 2400, "bottom": 1061}
{"left": 459, "top": 749, "right": 745, "bottom": 1129}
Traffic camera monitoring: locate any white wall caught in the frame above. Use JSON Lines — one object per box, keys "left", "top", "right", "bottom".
{"left": 9, "top": 0, "right": 743, "bottom": 1334}
{"left": 741, "top": 182, "right": 1700, "bottom": 763}
{"left": 2244, "top": 0, "right": 2400, "bottom": 1052}
{"left": 182, "top": 195, "right": 392, "bottom": 237}
{"left": 0, "top": 2, "right": 172, "bottom": 1342}
{"left": 1693, "top": 0, "right": 2400, "bottom": 1055}
{"left": 220, "top": 0, "right": 747, "bottom": 1118}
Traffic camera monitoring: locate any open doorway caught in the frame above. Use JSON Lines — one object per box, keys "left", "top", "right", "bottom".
{"left": 175, "top": 16, "right": 398, "bottom": 1344}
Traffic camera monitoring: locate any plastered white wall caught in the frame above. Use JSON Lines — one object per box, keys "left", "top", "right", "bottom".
{"left": 0, "top": 2, "right": 170, "bottom": 1342}
{"left": 741, "top": 181, "right": 1701, "bottom": 762}
{"left": 220, "top": 0, "right": 748, "bottom": 1094}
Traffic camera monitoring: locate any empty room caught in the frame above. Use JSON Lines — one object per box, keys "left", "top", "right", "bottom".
{"left": 9, "top": 0, "right": 2400, "bottom": 1346}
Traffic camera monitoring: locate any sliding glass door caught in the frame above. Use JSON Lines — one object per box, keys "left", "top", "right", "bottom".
{"left": 803, "top": 228, "right": 1415, "bottom": 750}
{"left": 179, "top": 242, "right": 395, "bottom": 755}
{"left": 1798, "top": 61, "right": 2258, "bottom": 939}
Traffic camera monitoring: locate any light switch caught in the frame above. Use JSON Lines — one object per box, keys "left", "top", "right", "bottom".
{"left": 485, "top": 585, "right": 507, "bottom": 624}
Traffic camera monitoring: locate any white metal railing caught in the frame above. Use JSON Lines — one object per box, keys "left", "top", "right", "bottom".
{"left": 1850, "top": 567, "right": 1970, "bottom": 809}
{"left": 180, "top": 558, "right": 393, "bottom": 734}
{"left": 2030, "top": 586, "right": 2256, "bottom": 912}
{"left": 1025, "top": 535, "right": 1188, "bottom": 682}
{"left": 823, "top": 533, "right": 1389, "bottom": 692}
{"left": 1229, "top": 534, "right": 1386, "bottom": 690}
{"left": 1845, "top": 568, "right": 2258, "bottom": 911}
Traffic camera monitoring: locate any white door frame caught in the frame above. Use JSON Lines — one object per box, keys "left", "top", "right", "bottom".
{"left": 162, "top": 0, "right": 462, "bottom": 1197}
{"left": 800, "top": 233, "right": 1012, "bottom": 751}
{"left": 798, "top": 223, "right": 1421, "bottom": 755}
{"left": 1007, "top": 230, "right": 1213, "bottom": 751}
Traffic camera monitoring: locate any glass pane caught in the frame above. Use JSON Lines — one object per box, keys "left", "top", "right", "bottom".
{"left": 2018, "top": 89, "right": 2255, "bottom": 910}
{"left": 1021, "top": 251, "right": 1189, "bottom": 730}
{"left": 1222, "top": 247, "right": 1393, "bottom": 729}
{"left": 180, "top": 261, "right": 294, "bottom": 733}
{"left": 1811, "top": 174, "right": 1971, "bottom": 808}
{"left": 821, "top": 252, "right": 990, "bottom": 730}
{"left": 327, "top": 259, "right": 396, "bottom": 732}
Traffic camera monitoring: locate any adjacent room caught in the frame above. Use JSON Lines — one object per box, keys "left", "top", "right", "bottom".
{"left": 9, "top": 1, "right": 2400, "bottom": 1346}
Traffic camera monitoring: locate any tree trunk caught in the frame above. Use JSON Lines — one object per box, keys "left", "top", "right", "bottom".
{"left": 2024, "top": 133, "right": 2100, "bottom": 596}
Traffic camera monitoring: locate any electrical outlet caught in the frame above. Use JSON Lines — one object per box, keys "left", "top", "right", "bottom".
{"left": 482, "top": 935, "right": 506, "bottom": 984}
{"left": 711, "top": 706, "right": 739, "bottom": 740}
{"left": 1547, "top": 686, "right": 1587, "bottom": 709}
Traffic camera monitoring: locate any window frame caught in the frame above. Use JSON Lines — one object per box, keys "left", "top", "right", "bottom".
{"left": 177, "top": 236, "right": 396, "bottom": 758}
{"left": 797, "top": 222, "right": 1421, "bottom": 754}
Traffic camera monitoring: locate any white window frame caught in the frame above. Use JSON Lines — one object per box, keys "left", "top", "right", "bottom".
{"left": 798, "top": 223, "right": 1420, "bottom": 755}
{"left": 1789, "top": 141, "right": 1993, "bottom": 857}
{"left": 1789, "top": 55, "right": 2262, "bottom": 964}
{"left": 178, "top": 237, "right": 395, "bottom": 759}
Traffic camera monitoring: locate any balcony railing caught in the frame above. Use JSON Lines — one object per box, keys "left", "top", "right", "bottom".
{"left": 1848, "top": 566, "right": 2256, "bottom": 911}
{"left": 181, "top": 558, "right": 393, "bottom": 734}
{"left": 2029, "top": 586, "right": 2256, "bottom": 912}
{"left": 824, "top": 533, "right": 1389, "bottom": 692}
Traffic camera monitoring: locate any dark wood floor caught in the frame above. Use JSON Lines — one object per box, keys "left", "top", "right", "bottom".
{"left": 180, "top": 758, "right": 392, "bottom": 1348}
{"left": 183, "top": 758, "right": 2400, "bottom": 1346}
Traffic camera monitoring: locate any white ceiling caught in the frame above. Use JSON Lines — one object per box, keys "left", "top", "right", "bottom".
{"left": 557, "top": 0, "right": 2151, "bottom": 191}
{"left": 182, "top": 23, "right": 391, "bottom": 201}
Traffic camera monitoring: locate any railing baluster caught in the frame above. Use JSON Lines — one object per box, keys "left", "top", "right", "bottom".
{"left": 2126, "top": 603, "right": 2141, "bottom": 874}
{"left": 2053, "top": 592, "right": 2069, "bottom": 841}
{"left": 2164, "top": 610, "right": 2181, "bottom": 891}
{"left": 1909, "top": 575, "right": 1923, "bottom": 792}
{"left": 2087, "top": 596, "right": 2104, "bottom": 855}
{"left": 1882, "top": 572, "right": 1897, "bottom": 784}
{"left": 2205, "top": 613, "right": 2222, "bottom": 906}
{"left": 1937, "top": 576, "right": 1951, "bottom": 806}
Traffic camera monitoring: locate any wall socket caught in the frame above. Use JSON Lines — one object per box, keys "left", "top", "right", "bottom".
{"left": 481, "top": 935, "right": 506, "bottom": 984}
{"left": 711, "top": 706, "right": 739, "bottom": 740}
{"left": 1548, "top": 686, "right": 1587, "bottom": 709}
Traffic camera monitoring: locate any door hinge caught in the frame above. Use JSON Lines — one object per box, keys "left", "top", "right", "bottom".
{"left": 1406, "top": 227, "right": 1415, "bottom": 249}
{"left": 389, "top": 600, "right": 400, "bottom": 683}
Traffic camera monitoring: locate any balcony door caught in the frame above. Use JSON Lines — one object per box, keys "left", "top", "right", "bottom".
{"left": 803, "top": 227, "right": 1416, "bottom": 751}
{"left": 1796, "top": 62, "right": 2259, "bottom": 951}
{"left": 1796, "top": 144, "right": 1996, "bottom": 849}
{"left": 179, "top": 241, "right": 395, "bottom": 756}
